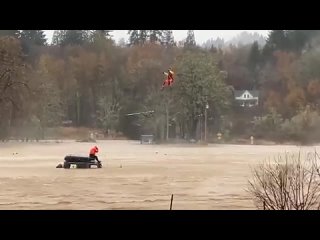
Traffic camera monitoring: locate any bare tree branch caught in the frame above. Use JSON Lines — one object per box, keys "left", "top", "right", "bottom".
{"left": 248, "top": 151, "right": 320, "bottom": 210}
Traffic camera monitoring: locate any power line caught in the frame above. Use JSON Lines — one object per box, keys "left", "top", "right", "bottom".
{"left": 125, "top": 110, "right": 155, "bottom": 116}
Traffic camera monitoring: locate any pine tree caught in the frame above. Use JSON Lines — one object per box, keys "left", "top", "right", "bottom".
{"left": 149, "top": 30, "right": 163, "bottom": 43}
{"left": 128, "top": 30, "right": 149, "bottom": 46}
{"left": 161, "top": 30, "right": 175, "bottom": 46}
{"left": 53, "top": 30, "right": 90, "bottom": 46}
{"left": 184, "top": 30, "right": 196, "bottom": 49}
{"left": 248, "top": 41, "right": 261, "bottom": 70}
{"left": 263, "top": 30, "right": 289, "bottom": 53}
{"left": 52, "top": 30, "right": 67, "bottom": 45}
{"left": 19, "top": 30, "right": 47, "bottom": 46}
{"left": 139, "top": 30, "right": 148, "bottom": 44}
{"left": 91, "top": 30, "right": 113, "bottom": 40}
{"left": 18, "top": 30, "right": 47, "bottom": 59}
{"left": 128, "top": 30, "right": 139, "bottom": 45}
{"left": 248, "top": 41, "right": 261, "bottom": 89}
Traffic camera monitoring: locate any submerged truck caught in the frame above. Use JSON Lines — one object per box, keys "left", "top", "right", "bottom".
{"left": 56, "top": 155, "right": 102, "bottom": 169}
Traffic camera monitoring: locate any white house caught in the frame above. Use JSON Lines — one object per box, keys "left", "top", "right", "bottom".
{"left": 234, "top": 90, "right": 259, "bottom": 107}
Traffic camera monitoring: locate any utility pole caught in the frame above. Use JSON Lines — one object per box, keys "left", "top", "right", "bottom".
{"left": 166, "top": 104, "right": 169, "bottom": 141}
{"left": 165, "top": 88, "right": 172, "bottom": 141}
{"left": 204, "top": 103, "right": 209, "bottom": 142}
{"left": 76, "top": 90, "right": 80, "bottom": 126}
{"left": 204, "top": 107, "right": 207, "bottom": 142}
{"left": 199, "top": 114, "right": 202, "bottom": 142}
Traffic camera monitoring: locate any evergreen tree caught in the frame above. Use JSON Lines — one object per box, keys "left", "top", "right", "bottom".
{"left": 184, "top": 30, "right": 196, "bottom": 49}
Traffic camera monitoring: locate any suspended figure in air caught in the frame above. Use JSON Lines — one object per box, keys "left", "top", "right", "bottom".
{"left": 161, "top": 68, "right": 175, "bottom": 90}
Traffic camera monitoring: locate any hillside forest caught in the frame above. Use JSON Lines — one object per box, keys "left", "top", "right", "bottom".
{"left": 1, "top": 30, "right": 320, "bottom": 143}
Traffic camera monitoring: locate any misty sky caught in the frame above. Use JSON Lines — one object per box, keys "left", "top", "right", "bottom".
{"left": 44, "top": 30, "right": 270, "bottom": 44}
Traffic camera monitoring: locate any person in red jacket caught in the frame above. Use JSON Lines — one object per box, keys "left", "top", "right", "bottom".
{"left": 89, "top": 146, "right": 100, "bottom": 163}
{"left": 161, "top": 68, "right": 175, "bottom": 90}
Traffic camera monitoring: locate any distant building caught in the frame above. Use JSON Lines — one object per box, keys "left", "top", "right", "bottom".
{"left": 234, "top": 90, "right": 259, "bottom": 107}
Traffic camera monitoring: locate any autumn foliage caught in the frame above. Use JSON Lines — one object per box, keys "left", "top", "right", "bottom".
{"left": 1, "top": 30, "right": 320, "bottom": 143}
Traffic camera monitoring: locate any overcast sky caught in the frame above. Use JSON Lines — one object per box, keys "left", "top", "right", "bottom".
{"left": 44, "top": 30, "right": 270, "bottom": 44}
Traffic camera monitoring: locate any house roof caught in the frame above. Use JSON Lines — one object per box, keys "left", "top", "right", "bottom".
{"left": 234, "top": 90, "right": 260, "bottom": 98}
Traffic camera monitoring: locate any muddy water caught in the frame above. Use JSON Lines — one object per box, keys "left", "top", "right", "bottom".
{"left": 0, "top": 140, "right": 316, "bottom": 209}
